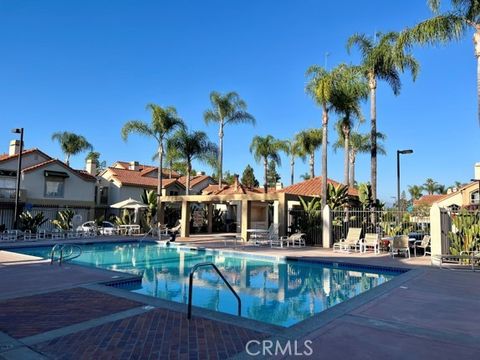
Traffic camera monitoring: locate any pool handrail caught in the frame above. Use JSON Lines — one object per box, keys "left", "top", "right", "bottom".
{"left": 187, "top": 262, "right": 241, "bottom": 320}
{"left": 50, "top": 244, "right": 82, "bottom": 266}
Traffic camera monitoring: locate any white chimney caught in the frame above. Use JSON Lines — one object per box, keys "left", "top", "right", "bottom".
{"left": 129, "top": 161, "right": 139, "bottom": 171}
{"left": 9, "top": 140, "right": 22, "bottom": 156}
{"left": 86, "top": 159, "right": 97, "bottom": 175}
{"left": 475, "top": 162, "right": 480, "bottom": 180}
{"left": 447, "top": 188, "right": 452, "bottom": 194}
{"left": 276, "top": 182, "right": 283, "bottom": 190}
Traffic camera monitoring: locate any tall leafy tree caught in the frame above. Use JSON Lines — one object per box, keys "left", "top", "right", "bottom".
{"left": 333, "top": 130, "right": 386, "bottom": 186}
{"left": 399, "top": 0, "right": 480, "bottom": 123}
{"left": 408, "top": 184, "right": 424, "bottom": 200}
{"left": 249, "top": 135, "right": 287, "bottom": 193}
{"left": 347, "top": 32, "right": 419, "bottom": 203}
{"left": 295, "top": 129, "right": 322, "bottom": 180}
{"left": 121, "top": 104, "right": 185, "bottom": 218}
{"left": 241, "top": 165, "right": 259, "bottom": 188}
{"left": 267, "top": 160, "right": 281, "bottom": 188}
{"left": 167, "top": 129, "right": 218, "bottom": 195}
{"left": 204, "top": 91, "right": 255, "bottom": 187}
{"left": 51, "top": 131, "right": 93, "bottom": 166}
{"left": 282, "top": 138, "right": 302, "bottom": 185}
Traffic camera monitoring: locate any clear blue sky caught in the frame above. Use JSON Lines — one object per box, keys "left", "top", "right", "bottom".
{"left": 0, "top": 0, "right": 479, "bottom": 202}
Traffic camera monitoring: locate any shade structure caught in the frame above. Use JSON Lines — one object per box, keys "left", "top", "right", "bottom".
{"left": 110, "top": 198, "right": 148, "bottom": 209}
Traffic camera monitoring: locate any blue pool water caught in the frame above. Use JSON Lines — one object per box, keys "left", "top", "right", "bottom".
{"left": 11, "top": 242, "right": 400, "bottom": 327}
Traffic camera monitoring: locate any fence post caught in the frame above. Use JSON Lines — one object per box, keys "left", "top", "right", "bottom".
{"left": 322, "top": 205, "right": 331, "bottom": 248}
{"left": 430, "top": 204, "right": 442, "bottom": 266}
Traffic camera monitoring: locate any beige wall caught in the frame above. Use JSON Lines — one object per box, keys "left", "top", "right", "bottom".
{"left": 438, "top": 183, "right": 480, "bottom": 208}
{"left": 21, "top": 162, "right": 95, "bottom": 206}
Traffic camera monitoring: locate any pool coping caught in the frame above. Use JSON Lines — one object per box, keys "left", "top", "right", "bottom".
{"left": 2, "top": 239, "right": 422, "bottom": 339}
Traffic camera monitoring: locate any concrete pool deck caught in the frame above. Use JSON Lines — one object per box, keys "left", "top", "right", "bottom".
{"left": 0, "top": 237, "right": 479, "bottom": 359}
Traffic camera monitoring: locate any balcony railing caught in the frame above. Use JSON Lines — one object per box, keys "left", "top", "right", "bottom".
{"left": 0, "top": 188, "right": 25, "bottom": 201}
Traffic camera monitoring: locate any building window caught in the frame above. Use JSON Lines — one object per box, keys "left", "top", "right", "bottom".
{"left": 471, "top": 190, "right": 480, "bottom": 205}
{"left": 100, "top": 187, "right": 109, "bottom": 205}
{"left": 169, "top": 190, "right": 179, "bottom": 196}
{"left": 0, "top": 176, "right": 16, "bottom": 189}
{"left": 45, "top": 177, "right": 65, "bottom": 198}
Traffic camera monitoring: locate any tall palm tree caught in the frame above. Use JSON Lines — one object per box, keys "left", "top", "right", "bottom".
{"left": 121, "top": 104, "right": 185, "bottom": 219}
{"left": 282, "top": 138, "right": 302, "bottom": 185}
{"left": 333, "top": 130, "right": 386, "bottom": 186}
{"left": 399, "top": 0, "right": 480, "bottom": 123}
{"left": 347, "top": 32, "right": 419, "bottom": 204}
{"left": 423, "top": 178, "right": 440, "bottom": 195}
{"left": 295, "top": 129, "right": 322, "bottom": 179}
{"left": 408, "top": 185, "right": 424, "bottom": 200}
{"left": 249, "top": 135, "right": 287, "bottom": 193}
{"left": 167, "top": 129, "right": 218, "bottom": 195}
{"left": 332, "top": 67, "right": 369, "bottom": 186}
{"left": 51, "top": 131, "right": 93, "bottom": 166}
{"left": 204, "top": 91, "right": 255, "bottom": 187}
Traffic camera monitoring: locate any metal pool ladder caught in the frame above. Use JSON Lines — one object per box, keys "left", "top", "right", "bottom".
{"left": 50, "top": 243, "right": 82, "bottom": 266}
{"left": 187, "top": 262, "right": 241, "bottom": 320}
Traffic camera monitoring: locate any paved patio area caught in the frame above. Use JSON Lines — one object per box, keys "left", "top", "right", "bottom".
{"left": 0, "top": 237, "right": 478, "bottom": 359}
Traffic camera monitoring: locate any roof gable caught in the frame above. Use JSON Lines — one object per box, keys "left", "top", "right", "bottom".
{"left": 22, "top": 159, "right": 96, "bottom": 182}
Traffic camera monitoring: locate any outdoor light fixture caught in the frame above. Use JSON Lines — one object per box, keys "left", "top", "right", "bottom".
{"left": 397, "top": 149, "right": 413, "bottom": 212}
{"left": 11, "top": 128, "right": 24, "bottom": 229}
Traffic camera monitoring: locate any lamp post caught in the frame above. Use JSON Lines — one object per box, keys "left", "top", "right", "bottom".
{"left": 397, "top": 149, "right": 413, "bottom": 212}
{"left": 12, "top": 128, "right": 24, "bottom": 229}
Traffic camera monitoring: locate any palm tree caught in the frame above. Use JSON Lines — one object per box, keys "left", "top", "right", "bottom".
{"left": 51, "top": 131, "right": 93, "bottom": 165}
{"left": 408, "top": 185, "right": 424, "bottom": 200}
{"left": 294, "top": 129, "right": 322, "bottom": 179}
{"left": 204, "top": 91, "right": 255, "bottom": 187}
{"left": 347, "top": 32, "right": 419, "bottom": 204}
{"left": 167, "top": 129, "right": 218, "bottom": 195}
{"left": 121, "top": 104, "right": 185, "bottom": 219}
{"left": 85, "top": 151, "right": 106, "bottom": 173}
{"left": 249, "top": 135, "right": 287, "bottom": 193}
{"left": 333, "top": 131, "right": 386, "bottom": 186}
{"left": 300, "top": 173, "right": 311, "bottom": 181}
{"left": 332, "top": 67, "right": 369, "bottom": 186}
{"left": 399, "top": 0, "right": 480, "bottom": 123}
{"left": 423, "top": 178, "right": 440, "bottom": 195}
{"left": 282, "top": 138, "right": 302, "bottom": 185}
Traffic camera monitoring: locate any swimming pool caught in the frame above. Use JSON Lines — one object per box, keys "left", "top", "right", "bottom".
{"left": 11, "top": 241, "right": 402, "bottom": 327}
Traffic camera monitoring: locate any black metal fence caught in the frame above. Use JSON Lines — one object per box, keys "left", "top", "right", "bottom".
{"left": 288, "top": 209, "right": 323, "bottom": 246}
{"left": 331, "top": 209, "right": 430, "bottom": 243}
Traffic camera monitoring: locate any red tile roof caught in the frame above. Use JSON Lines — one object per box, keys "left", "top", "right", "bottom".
{"left": 0, "top": 148, "right": 51, "bottom": 163}
{"left": 413, "top": 194, "right": 447, "bottom": 206}
{"left": 22, "top": 159, "right": 96, "bottom": 182}
{"left": 113, "top": 161, "right": 180, "bottom": 178}
{"left": 107, "top": 167, "right": 184, "bottom": 189}
{"left": 177, "top": 175, "right": 214, "bottom": 188}
{"left": 279, "top": 177, "right": 358, "bottom": 197}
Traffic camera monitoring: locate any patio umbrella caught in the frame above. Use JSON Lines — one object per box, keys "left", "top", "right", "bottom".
{"left": 110, "top": 198, "right": 148, "bottom": 223}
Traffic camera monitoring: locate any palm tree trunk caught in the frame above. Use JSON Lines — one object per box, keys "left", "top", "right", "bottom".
{"left": 157, "top": 143, "right": 163, "bottom": 226}
{"left": 264, "top": 158, "right": 268, "bottom": 193}
{"left": 321, "top": 106, "right": 328, "bottom": 208}
{"left": 369, "top": 73, "right": 377, "bottom": 205}
{"left": 309, "top": 152, "right": 315, "bottom": 179}
{"left": 65, "top": 154, "right": 70, "bottom": 166}
{"left": 290, "top": 157, "right": 295, "bottom": 185}
{"left": 349, "top": 151, "right": 356, "bottom": 187}
{"left": 169, "top": 160, "right": 173, "bottom": 179}
{"left": 186, "top": 161, "right": 191, "bottom": 196}
{"left": 218, "top": 123, "right": 224, "bottom": 188}
{"left": 474, "top": 30, "right": 480, "bottom": 124}
{"left": 343, "top": 125, "right": 350, "bottom": 187}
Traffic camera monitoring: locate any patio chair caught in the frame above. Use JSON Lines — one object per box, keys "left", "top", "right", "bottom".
{"left": 333, "top": 228, "right": 362, "bottom": 252}
{"left": 391, "top": 235, "right": 410, "bottom": 259}
{"left": 361, "top": 233, "right": 380, "bottom": 254}
{"left": 277, "top": 232, "right": 306, "bottom": 248}
{"left": 413, "top": 235, "right": 431, "bottom": 257}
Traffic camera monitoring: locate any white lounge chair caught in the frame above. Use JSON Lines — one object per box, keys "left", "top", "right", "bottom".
{"left": 361, "top": 233, "right": 380, "bottom": 254}
{"left": 391, "top": 235, "right": 410, "bottom": 258}
{"left": 278, "top": 232, "right": 306, "bottom": 248}
{"left": 413, "top": 235, "right": 431, "bottom": 257}
{"left": 333, "top": 228, "right": 362, "bottom": 252}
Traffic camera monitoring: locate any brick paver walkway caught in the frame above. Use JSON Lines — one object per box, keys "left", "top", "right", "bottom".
{"left": 0, "top": 287, "right": 141, "bottom": 338}
{"left": 33, "top": 307, "right": 267, "bottom": 360}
